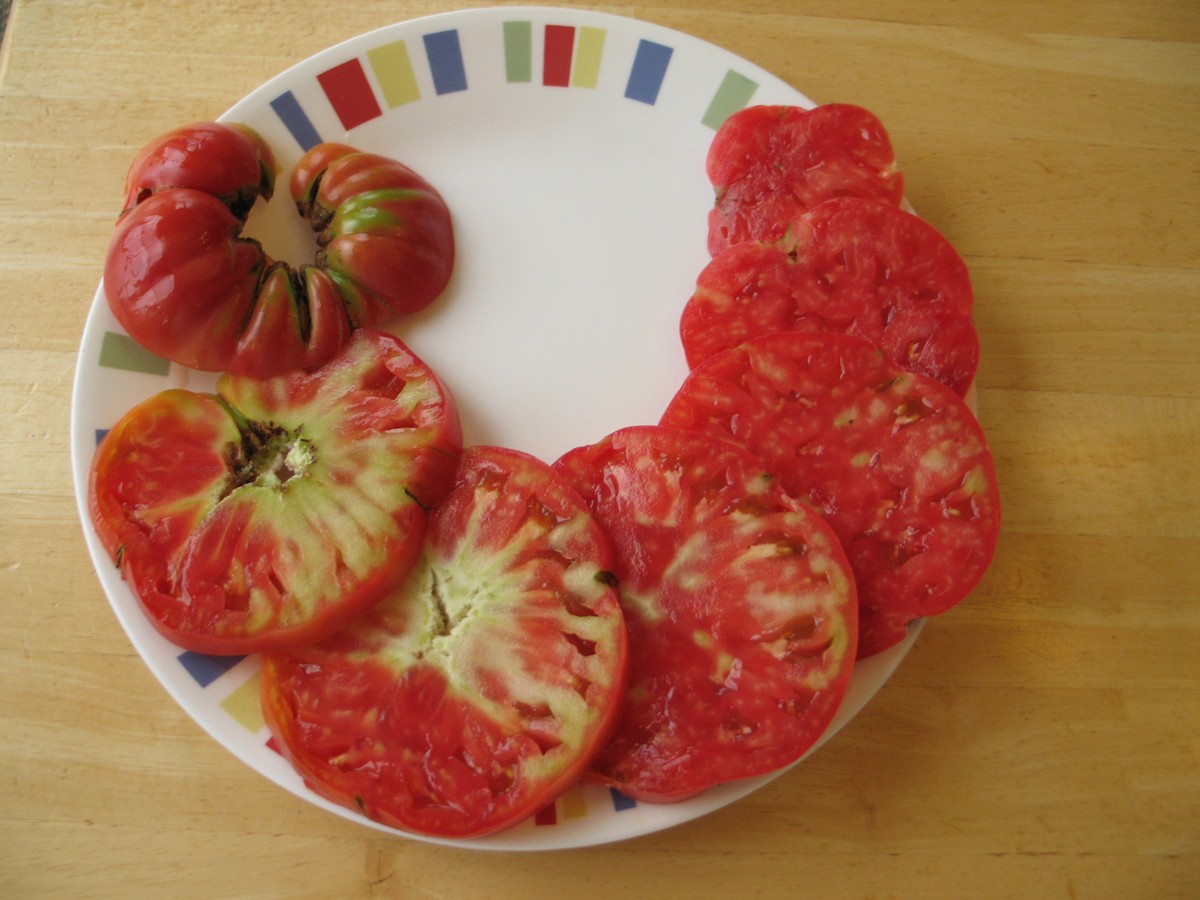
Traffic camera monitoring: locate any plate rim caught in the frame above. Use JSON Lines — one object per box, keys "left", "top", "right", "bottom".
{"left": 69, "top": 4, "right": 923, "bottom": 851}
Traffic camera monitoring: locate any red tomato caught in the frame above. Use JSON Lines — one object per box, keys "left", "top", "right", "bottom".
{"left": 88, "top": 329, "right": 462, "bottom": 655}
{"left": 103, "top": 124, "right": 454, "bottom": 377}
{"left": 682, "top": 197, "right": 980, "bottom": 396}
{"left": 261, "top": 445, "right": 628, "bottom": 838}
{"left": 291, "top": 143, "right": 456, "bottom": 320}
{"left": 660, "top": 332, "right": 1001, "bottom": 658}
{"left": 707, "top": 104, "right": 904, "bottom": 256}
{"left": 553, "top": 426, "right": 857, "bottom": 801}
{"left": 119, "top": 121, "right": 276, "bottom": 217}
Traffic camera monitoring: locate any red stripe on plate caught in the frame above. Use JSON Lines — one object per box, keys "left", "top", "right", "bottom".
{"left": 318, "top": 59, "right": 383, "bottom": 130}
{"left": 543, "top": 25, "right": 574, "bottom": 87}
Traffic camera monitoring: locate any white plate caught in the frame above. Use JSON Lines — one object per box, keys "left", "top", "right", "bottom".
{"left": 70, "top": 6, "right": 922, "bottom": 850}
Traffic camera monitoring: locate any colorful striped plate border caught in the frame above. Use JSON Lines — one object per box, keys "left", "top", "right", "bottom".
{"left": 71, "top": 7, "right": 919, "bottom": 851}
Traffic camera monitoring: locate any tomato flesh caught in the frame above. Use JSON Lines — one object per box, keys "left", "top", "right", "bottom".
{"left": 660, "top": 332, "right": 1000, "bottom": 658}
{"left": 261, "top": 445, "right": 628, "bottom": 838}
{"left": 707, "top": 104, "right": 904, "bottom": 256}
{"left": 554, "top": 426, "right": 857, "bottom": 801}
{"left": 88, "top": 329, "right": 462, "bottom": 654}
{"left": 682, "top": 197, "right": 979, "bottom": 396}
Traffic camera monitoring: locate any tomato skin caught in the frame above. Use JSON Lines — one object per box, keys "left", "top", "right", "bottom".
{"left": 292, "top": 145, "right": 456, "bottom": 321}
{"left": 102, "top": 125, "right": 454, "bottom": 377}
{"left": 88, "top": 329, "right": 462, "bottom": 655}
{"left": 104, "top": 189, "right": 265, "bottom": 373}
{"left": 554, "top": 426, "right": 857, "bottom": 801}
{"left": 120, "top": 121, "right": 276, "bottom": 217}
{"left": 660, "top": 332, "right": 1001, "bottom": 658}
{"left": 261, "top": 445, "right": 628, "bottom": 838}
{"left": 707, "top": 104, "right": 904, "bottom": 255}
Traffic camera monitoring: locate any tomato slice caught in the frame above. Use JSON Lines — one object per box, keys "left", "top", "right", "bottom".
{"left": 706, "top": 104, "right": 904, "bottom": 256}
{"left": 681, "top": 197, "right": 980, "bottom": 396}
{"left": 261, "top": 445, "right": 628, "bottom": 838}
{"left": 660, "top": 332, "right": 1001, "bottom": 658}
{"left": 88, "top": 329, "right": 462, "bottom": 655}
{"left": 553, "top": 426, "right": 857, "bottom": 801}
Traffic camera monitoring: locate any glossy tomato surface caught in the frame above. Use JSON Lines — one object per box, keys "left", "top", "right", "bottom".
{"left": 706, "top": 104, "right": 904, "bottom": 256}
{"left": 291, "top": 143, "right": 455, "bottom": 322}
{"left": 261, "top": 445, "right": 628, "bottom": 838}
{"left": 681, "top": 197, "right": 980, "bottom": 396}
{"left": 88, "top": 329, "right": 461, "bottom": 655}
{"left": 119, "top": 120, "right": 276, "bottom": 217}
{"left": 661, "top": 332, "right": 1000, "bottom": 658}
{"left": 554, "top": 426, "right": 857, "bottom": 801}
{"left": 103, "top": 124, "right": 454, "bottom": 377}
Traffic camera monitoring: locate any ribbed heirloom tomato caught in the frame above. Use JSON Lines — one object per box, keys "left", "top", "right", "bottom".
{"left": 103, "top": 123, "right": 454, "bottom": 377}
{"left": 88, "top": 329, "right": 462, "bottom": 655}
{"left": 261, "top": 446, "right": 628, "bottom": 838}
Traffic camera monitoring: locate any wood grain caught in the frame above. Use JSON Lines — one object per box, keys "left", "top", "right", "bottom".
{"left": 2, "top": 0, "right": 1197, "bottom": 896}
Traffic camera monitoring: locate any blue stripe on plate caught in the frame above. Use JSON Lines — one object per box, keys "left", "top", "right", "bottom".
{"left": 177, "top": 651, "right": 246, "bottom": 688}
{"left": 624, "top": 39, "right": 673, "bottom": 105}
{"left": 270, "top": 91, "right": 323, "bottom": 150}
{"left": 609, "top": 788, "right": 638, "bottom": 811}
{"left": 423, "top": 30, "right": 468, "bottom": 95}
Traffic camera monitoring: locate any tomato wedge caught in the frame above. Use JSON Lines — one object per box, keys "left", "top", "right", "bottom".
{"left": 661, "top": 332, "right": 1000, "bottom": 658}
{"left": 88, "top": 329, "right": 462, "bottom": 655}
{"left": 681, "top": 197, "right": 979, "bottom": 396}
{"left": 707, "top": 104, "right": 904, "bottom": 256}
{"left": 261, "top": 445, "right": 628, "bottom": 838}
{"left": 553, "top": 426, "right": 857, "bottom": 801}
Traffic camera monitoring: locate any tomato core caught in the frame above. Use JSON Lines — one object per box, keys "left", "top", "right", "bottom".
{"left": 222, "top": 417, "right": 316, "bottom": 497}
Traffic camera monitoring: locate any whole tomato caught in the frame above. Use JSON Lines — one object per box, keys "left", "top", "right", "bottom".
{"left": 103, "top": 123, "right": 455, "bottom": 378}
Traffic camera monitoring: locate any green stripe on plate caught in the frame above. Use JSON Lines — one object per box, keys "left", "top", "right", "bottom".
{"left": 702, "top": 69, "right": 758, "bottom": 129}
{"left": 98, "top": 331, "right": 171, "bottom": 375}
{"left": 503, "top": 20, "right": 533, "bottom": 83}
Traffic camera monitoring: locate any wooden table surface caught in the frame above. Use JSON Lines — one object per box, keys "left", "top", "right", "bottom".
{"left": 2, "top": 1, "right": 1197, "bottom": 896}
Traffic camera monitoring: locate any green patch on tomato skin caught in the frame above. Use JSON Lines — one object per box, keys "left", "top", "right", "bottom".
{"left": 328, "top": 188, "right": 427, "bottom": 236}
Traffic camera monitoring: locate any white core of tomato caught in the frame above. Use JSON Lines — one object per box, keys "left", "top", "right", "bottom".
{"left": 378, "top": 505, "right": 622, "bottom": 780}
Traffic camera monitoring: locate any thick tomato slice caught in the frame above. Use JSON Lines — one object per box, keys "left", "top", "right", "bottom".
{"left": 681, "top": 197, "right": 980, "bottom": 396}
{"left": 261, "top": 445, "right": 628, "bottom": 838}
{"left": 88, "top": 329, "right": 462, "bottom": 655}
{"left": 706, "top": 104, "right": 904, "bottom": 256}
{"left": 553, "top": 426, "right": 857, "bottom": 802}
{"left": 660, "top": 332, "right": 1001, "bottom": 658}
